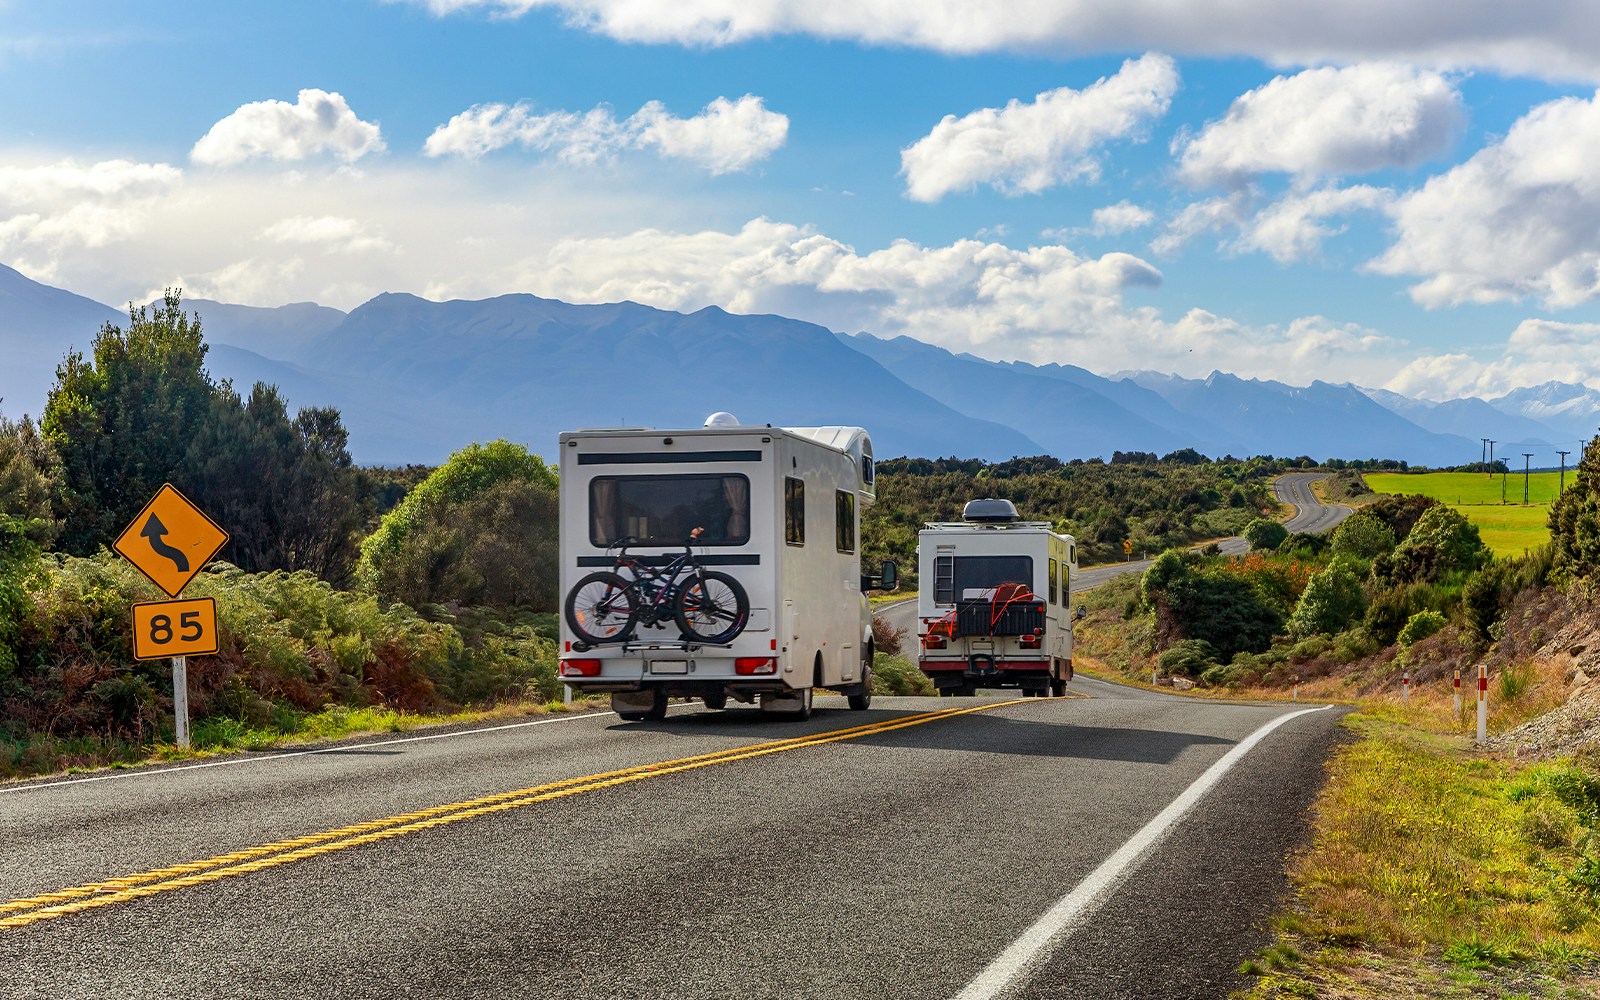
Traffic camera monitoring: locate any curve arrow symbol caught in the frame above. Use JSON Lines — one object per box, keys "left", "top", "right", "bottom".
{"left": 140, "top": 513, "right": 190, "bottom": 573}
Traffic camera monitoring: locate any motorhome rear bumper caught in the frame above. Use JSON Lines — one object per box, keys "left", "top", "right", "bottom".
{"left": 918, "top": 659, "right": 1049, "bottom": 673}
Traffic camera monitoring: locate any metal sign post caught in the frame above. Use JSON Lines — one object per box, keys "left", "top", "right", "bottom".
{"left": 172, "top": 656, "right": 190, "bottom": 747}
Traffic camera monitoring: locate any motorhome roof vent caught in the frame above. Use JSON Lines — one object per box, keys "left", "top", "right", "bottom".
{"left": 704, "top": 412, "right": 741, "bottom": 427}
{"left": 962, "top": 498, "right": 1021, "bottom": 523}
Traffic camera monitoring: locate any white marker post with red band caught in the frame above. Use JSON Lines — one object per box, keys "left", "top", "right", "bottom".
{"left": 1453, "top": 668, "right": 1462, "bottom": 714}
{"left": 1401, "top": 669, "right": 1410, "bottom": 705}
{"left": 1476, "top": 664, "right": 1488, "bottom": 743}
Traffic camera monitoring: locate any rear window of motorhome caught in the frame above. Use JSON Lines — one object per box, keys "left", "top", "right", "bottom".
{"left": 589, "top": 474, "right": 751, "bottom": 546}
{"left": 933, "top": 555, "right": 1034, "bottom": 604}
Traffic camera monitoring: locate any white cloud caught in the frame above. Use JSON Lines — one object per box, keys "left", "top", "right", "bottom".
{"left": 900, "top": 53, "right": 1178, "bottom": 202}
{"left": 1090, "top": 201, "right": 1154, "bottom": 235}
{"left": 1150, "top": 193, "right": 1252, "bottom": 255}
{"left": 1371, "top": 91, "right": 1600, "bottom": 309}
{"left": 1235, "top": 185, "right": 1393, "bottom": 263}
{"left": 0, "top": 158, "right": 183, "bottom": 268}
{"left": 260, "top": 216, "right": 395, "bottom": 255}
{"left": 1382, "top": 319, "right": 1600, "bottom": 400}
{"left": 393, "top": 0, "right": 1600, "bottom": 82}
{"left": 424, "top": 94, "right": 786, "bottom": 173}
{"left": 191, "top": 89, "right": 385, "bottom": 167}
{"left": 1176, "top": 65, "right": 1463, "bottom": 186}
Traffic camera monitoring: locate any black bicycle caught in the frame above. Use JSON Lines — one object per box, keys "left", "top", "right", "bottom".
{"left": 564, "top": 528, "right": 750, "bottom": 647}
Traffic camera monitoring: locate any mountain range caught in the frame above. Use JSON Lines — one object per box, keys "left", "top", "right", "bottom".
{"left": 2, "top": 261, "right": 1596, "bottom": 468}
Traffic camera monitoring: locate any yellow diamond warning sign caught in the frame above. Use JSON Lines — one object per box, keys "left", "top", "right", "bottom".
{"left": 113, "top": 484, "right": 229, "bottom": 598}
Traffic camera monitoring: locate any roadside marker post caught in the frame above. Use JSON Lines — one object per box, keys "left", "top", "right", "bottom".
{"left": 114, "top": 484, "right": 229, "bottom": 749}
{"left": 1453, "top": 668, "right": 1462, "bottom": 714}
{"left": 1476, "top": 664, "right": 1488, "bottom": 743}
{"left": 1401, "top": 669, "right": 1410, "bottom": 704}
{"left": 1291, "top": 675, "right": 1299, "bottom": 700}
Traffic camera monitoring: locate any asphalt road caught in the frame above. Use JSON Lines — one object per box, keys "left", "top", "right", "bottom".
{"left": 2, "top": 685, "right": 1345, "bottom": 1000}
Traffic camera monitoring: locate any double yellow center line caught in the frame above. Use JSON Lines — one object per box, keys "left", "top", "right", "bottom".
{"left": 2, "top": 699, "right": 1040, "bottom": 931}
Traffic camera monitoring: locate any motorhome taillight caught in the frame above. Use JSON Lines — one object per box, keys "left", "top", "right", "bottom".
{"left": 560, "top": 658, "right": 602, "bottom": 677}
{"left": 1019, "top": 634, "right": 1041, "bottom": 649}
{"left": 922, "top": 634, "right": 947, "bottom": 649}
{"left": 735, "top": 657, "right": 777, "bottom": 675}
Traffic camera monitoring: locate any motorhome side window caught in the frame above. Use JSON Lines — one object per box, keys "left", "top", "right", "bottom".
{"left": 1048, "top": 557, "right": 1059, "bottom": 604}
{"left": 785, "top": 476, "right": 805, "bottom": 546}
{"left": 589, "top": 474, "right": 751, "bottom": 547}
{"left": 835, "top": 490, "right": 855, "bottom": 553}
{"left": 934, "top": 555, "right": 1034, "bottom": 603}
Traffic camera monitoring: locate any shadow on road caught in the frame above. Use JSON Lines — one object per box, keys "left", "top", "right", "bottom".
{"left": 612, "top": 707, "right": 1232, "bottom": 765}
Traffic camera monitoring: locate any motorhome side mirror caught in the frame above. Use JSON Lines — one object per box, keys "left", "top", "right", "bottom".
{"left": 880, "top": 561, "right": 898, "bottom": 590}
{"left": 1074, "top": 604, "right": 1087, "bottom": 620}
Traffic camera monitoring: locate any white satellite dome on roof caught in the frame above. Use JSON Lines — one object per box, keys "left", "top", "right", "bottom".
{"left": 704, "top": 412, "right": 740, "bottom": 427}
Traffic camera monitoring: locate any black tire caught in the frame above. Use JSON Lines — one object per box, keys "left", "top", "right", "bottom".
{"left": 643, "top": 689, "right": 669, "bottom": 721}
{"left": 703, "top": 691, "right": 728, "bottom": 710}
{"left": 1050, "top": 677, "right": 1067, "bottom": 697}
{"left": 790, "top": 686, "right": 813, "bottom": 721}
{"left": 565, "top": 572, "right": 638, "bottom": 644}
{"left": 847, "top": 668, "right": 873, "bottom": 710}
{"left": 674, "top": 571, "right": 750, "bottom": 643}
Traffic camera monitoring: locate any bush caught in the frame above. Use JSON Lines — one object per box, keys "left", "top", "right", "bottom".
{"left": 1329, "top": 511, "right": 1396, "bottom": 561}
{"left": 872, "top": 614, "right": 906, "bottom": 657}
{"left": 1288, "top": 560, "right": 1366, "bottom": 637}
{"left": 872, "top": 652, "right": 933, "bottom": 695}
{"left": 1398, "top": 610, "right": 1447, "bottom": 647}
{"left": 1159, "top": 639, "right": 1219, "bottom": 678}
{"left": 1244, "top": 518, "right": 1289, "bottom": 551}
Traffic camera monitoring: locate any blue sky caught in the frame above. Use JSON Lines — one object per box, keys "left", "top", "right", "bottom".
{"left": 5, "top": 0, "right": 1600, "bottom": 401}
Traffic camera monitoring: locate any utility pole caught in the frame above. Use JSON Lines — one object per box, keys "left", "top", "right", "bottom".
{"left": 1487, "top": 440, "right": 1497, "bottom": 478}
{"left": 1481, "top": 437, "right": 1490, "bottom": 472}
{"left": 1523, "top": 453, "right": 1534, "bottom": 504}
{"left": 1559, "top": 449, "right": 1571, "bottom": 494}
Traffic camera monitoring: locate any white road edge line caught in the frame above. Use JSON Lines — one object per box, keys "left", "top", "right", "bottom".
{"left": 0, "top": 708, "right": 633, "bottom": 794}
{"left": 951, "top": 703, "right": 1335, "bottom": 1000}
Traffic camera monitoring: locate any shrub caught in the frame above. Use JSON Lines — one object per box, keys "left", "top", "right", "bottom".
{"left": 1288, "top": 559, "right": 1366, "bottom": 637}
{"left": 1397, "top": 610, "right": 1447, "bottom": 647}
{"left": 1244, "top": 518, "right": 1289, "bottom": 551}
{"left": 872, "top": 652, "right": 933, "bottom": 695}
{"left": 1159, "top": 639, "right": 1219, "bottom": 678}
{"left": 871, "top": 615, "right": 906, "bottom": 657}
{"left": 1329, "top": 511, "right": 1396, "bottom": 561}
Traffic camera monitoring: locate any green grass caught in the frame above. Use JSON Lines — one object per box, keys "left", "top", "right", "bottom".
{"left": 1365, "top": 472, "right": 1564, "bottom": 558}
{"left": 1235, "top": 716, "right": 1600, "bottom": 999}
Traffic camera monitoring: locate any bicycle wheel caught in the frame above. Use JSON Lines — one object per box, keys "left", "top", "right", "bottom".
{"left": 565, "top": 571, "right": 639, "bottom": 644}
{"left": 674, "top": 571, "right": 750, "bottom": 644}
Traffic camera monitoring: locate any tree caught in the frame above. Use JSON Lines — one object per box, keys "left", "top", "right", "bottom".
{"left": 1288, "top": 559, "right": 1366, "bottom": 636}
{"left": 42, "top": 291, "right": 366, "bottom": 580}
{"left": 44, "top": 292, "right": 216, "bottom": 555}
{"left": 0, "top": 415, "right": 60, "bottom": 681}
{"left": 1550, "top": 435, "right": 1600, "bottom": 582}
{"left": 1244, "top": 518, "right": 1288, "bottom": 551}
{"left": 357, "top": 440, "right": 560, "bottom": 609}
{"left": 1329, "top": 511, "right": 1396, "bottom": 561}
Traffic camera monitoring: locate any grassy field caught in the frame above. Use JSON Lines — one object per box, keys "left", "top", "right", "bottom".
{"left": 1364, "top": 471, "right": 1566, "bottom": 559}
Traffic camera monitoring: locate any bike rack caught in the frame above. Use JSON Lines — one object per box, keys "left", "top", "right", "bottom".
{"left": 569, "top": 637, "right": 734, "bottom": 654}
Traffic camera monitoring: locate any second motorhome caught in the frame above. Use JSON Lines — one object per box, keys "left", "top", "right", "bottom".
{"left": 916, "top": 499, "right": 1078, "bottom": 697}
{"left": 557, "top": 413, "right": 894, "bottom": 721}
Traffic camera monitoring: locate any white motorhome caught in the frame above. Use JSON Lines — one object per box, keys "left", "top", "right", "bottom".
{"left": 557, "top": 413, "right": 894, "bottom": 721}
{"left": 916, "top": 499, "right": 1078, "bottom": 697}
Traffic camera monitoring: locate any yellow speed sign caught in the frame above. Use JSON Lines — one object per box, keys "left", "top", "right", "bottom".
{"left": 131, "top": 597, "right": 219, "bottom": 661}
